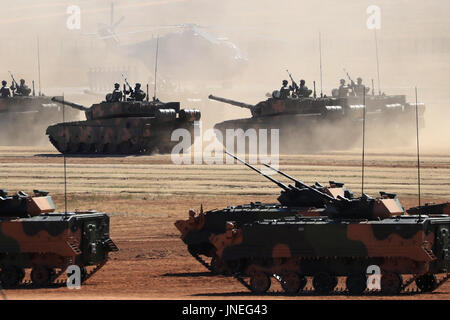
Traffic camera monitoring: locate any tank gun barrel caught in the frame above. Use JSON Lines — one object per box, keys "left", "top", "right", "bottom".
{"left": 224, "top": 151, "right": 289, "bottom": 190}
{"left": 262, "top": 163, "right": 336, "bottom": 202}
{"left": 51, "top": 97, "right": 89, "bottom": 112}
{"left": 209, "top": 95, "right": 254, "bottom": 110}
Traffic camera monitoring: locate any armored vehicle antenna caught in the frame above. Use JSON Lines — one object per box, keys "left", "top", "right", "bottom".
{"left": 37, "top": 36, "right": 42, "bottom": 96}
{"left": 415, "top": 87, "right": 421, "bottom": 211}
{"left": 224, "top": 151, "right": 289, "bottom": 190}
{"left": 374, "top": 30, "right": 381, "bottom": 95}
{"left": 153, "top": 36, "right": 159, "bottom": 101}
{"left": 361, "top": 86, "right": 366, "bottom": 195}
{"left": 319, "top": 32, "right": 323, "bottom": 97}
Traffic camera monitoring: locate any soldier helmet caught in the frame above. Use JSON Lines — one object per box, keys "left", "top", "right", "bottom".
{"left": 300, "top": 79, "right": 305, "bottom": 85}
{"left": 135, "top": 83, "right": 141, "bottom": 88}
{"left": 114, "top": 83, "right": 120, "bottom": 88}
{"left": 282, "top": 80, "right": 288, "bottom": 85}
{"left": 1, "top": 80, "right": 6, "bottom": 86}
{"left": 340, "top": 79, "right": 345, "bottom": 84}
{"left": 357, "top": 77, "right": 363, "bottom": 83}
{"left": 20, "top": 79, "right": 25, "bottom": 84}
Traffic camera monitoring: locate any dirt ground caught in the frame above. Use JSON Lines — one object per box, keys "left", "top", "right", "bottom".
{"left": 1, "top": 147, "right": 450, "bottom": 300}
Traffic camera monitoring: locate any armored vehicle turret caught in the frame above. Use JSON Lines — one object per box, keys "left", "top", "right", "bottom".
{"left": 47, "top": 97, "right": 201, "bottom": 154}
{"left": 0, "top": 189, "right": 118, "bottom": 288}
{"left": 209, "top": 88, "right": 424, "bottom": 152}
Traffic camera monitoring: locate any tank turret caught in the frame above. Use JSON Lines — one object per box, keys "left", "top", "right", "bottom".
{"left": 0, "top": 189, "right": 55, "bottom": 218}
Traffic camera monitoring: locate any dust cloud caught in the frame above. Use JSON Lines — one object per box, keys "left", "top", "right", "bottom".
{"left": 0, "top": 0, "right": 448, "bottom": 153}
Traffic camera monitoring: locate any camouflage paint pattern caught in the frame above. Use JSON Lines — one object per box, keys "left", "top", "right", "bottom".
{"left": 47, "top": 99, "right": 201, "bottom": 154}
{"left": 0, "top": 191, "right": 118, "bottom": 287}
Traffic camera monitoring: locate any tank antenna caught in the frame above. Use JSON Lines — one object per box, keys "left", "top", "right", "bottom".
{"left": 374, "top": 30, "right": 381, "bottom": 95}
{"left": 361, "top": 86, "right": 366, "bottom": 195}
{"left": 415, "top": 87, "right": 421, "bottom": 211}
{"left": 37, "top": 36, "right": 42, "bottom": 96}
{"left": 319, "top": 32, "right": 323, "bottom": 97}
{"left": 153, "top": 36, "right": 159, "bottom": 101}
{"left": 62, "top": 93, "right": 68, "bottom": 214}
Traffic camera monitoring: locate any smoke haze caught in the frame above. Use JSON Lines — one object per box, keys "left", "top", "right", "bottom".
{"left": 0, "top": 0, "right": 448, "bottom": 153}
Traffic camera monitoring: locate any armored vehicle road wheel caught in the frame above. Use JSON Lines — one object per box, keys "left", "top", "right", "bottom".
{"left": 31, "top": 266, "right": 54, "bottom": 287}
{"left": 249, "top": 272, "right": 271, "bottom": 294}
{"left": 280, "top": 272, "right": 306, "bottom": 294}
{"left": 313, "top": 272, "right": 337, "bottom": 294}
{"left": 0, "top": 266, "right": 24, "bottom": 288}
{"left": 381, "top": 272, "right": 402, "bottom": 295}
{"left": 415, "top": 274, "right": 437, "bottom": 292}
{"left": 346, "top": 274, "right": 367, "bottom": 295}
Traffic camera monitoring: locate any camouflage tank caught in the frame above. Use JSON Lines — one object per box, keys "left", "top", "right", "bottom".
{"left": 0, "top": 95, "right": 80, "bottom": 146}
{"left": 175, "top": 152, "right": 355, "bottom": 274}
{"left": 176, "top": 153, "right": 450, "bottom": 295}
{"left": 47, "top": 97, "right": 201, "bottom": 154}
{"left": 208, "top": 89, "right": 425, "bottom": 152}
{"left": 0, "top": 189, "right": 118, "bottom": 288}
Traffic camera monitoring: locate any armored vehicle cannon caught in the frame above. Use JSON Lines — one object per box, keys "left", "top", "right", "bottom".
{"left": 47, "top": 97, "right": 201, "bottom": 154}
{"left": 0, "top": 189, "right": 118, "bottom": 288}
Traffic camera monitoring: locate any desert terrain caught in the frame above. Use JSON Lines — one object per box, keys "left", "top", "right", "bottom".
{"left": 0, "top": 146, "right": 449, "bottom": 300}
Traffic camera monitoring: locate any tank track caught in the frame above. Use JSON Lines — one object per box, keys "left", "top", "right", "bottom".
{"left": 48, "top": 136, "right": 174, "bottom": 155}
{"left": 4, "top": 260, "right": 108, "bottom": 289}
{"left": 188, "top": 252, "right": 450, "bottom": 295}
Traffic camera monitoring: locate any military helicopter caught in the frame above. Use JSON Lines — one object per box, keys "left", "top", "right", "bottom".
{"left": 86, "top": 2, "right": 248, "bottom": 83}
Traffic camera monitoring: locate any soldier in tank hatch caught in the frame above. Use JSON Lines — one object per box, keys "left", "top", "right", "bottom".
{"left": 107, "top": 83, "right": 123, "bottom": 102}
{"left": 279, "top": 80, "right": 292, "bottom": 99}
{"left": 350, "top": 77, "right": 370, "bottom": 97}
{"left": 0, "top": 81, "right": 11, "bottom": 98}
{"left": 296, "top": 80, "right": 312, "bottom": 97}
{"left": 125, "top": 83, "right": 146, "bottom": 102}
{"left": 10, "top": 79, "right": 30, "bottom": 96}
{"left": 338, "top": 79, "right": 350, "bottom": 97}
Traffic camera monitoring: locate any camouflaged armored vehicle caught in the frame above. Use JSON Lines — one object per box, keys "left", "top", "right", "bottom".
{"left": 176, "top": 153, "right": 450, "bottom": 295}
{"left": 47, "top": 97, "right": 201, "bottom": 154}
{"left": 0, "top": 95, "right": 80, "bottom": 145}
{"left": 0, "top": 189, "right": 118, "bottom": 288}
{"left": 175, "top": 152, "right": 355, "bottom": 274}
{"left": 209, "top": 89, "right": 424, "bottom": 152}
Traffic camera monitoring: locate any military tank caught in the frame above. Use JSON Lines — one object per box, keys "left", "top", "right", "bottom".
{"left": 0, "top": 94, "right": 80, "bottom": 146}
{"left": 47, "top": 97, "right": 201, "bottom": 154}
{"left": 208, "top": 88, "right": 425, "bottom": 152}
{"left": 0, "top": 189, "right": 118, "bottom": 288}
{"left": 175, "top": 152, "right": 355, "bottom": 274}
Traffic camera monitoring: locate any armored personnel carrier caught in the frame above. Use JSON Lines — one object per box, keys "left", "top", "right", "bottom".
{"left": 0, "top": 95, "right": 80, "bottom": 146}
{"left": 176, "top": 153, "right": 450, "bottom": 295}
{"left": 209, "top": 89, "right": 425, "bottom": 152}
{"left": 47, "top": 97, "right": 201, "bottom": 154}
{"left": 175, "top": 152, "right": 355, "bottom": 274}
{"left": 0, "top": 189, "right": 118, "bottom": 288}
